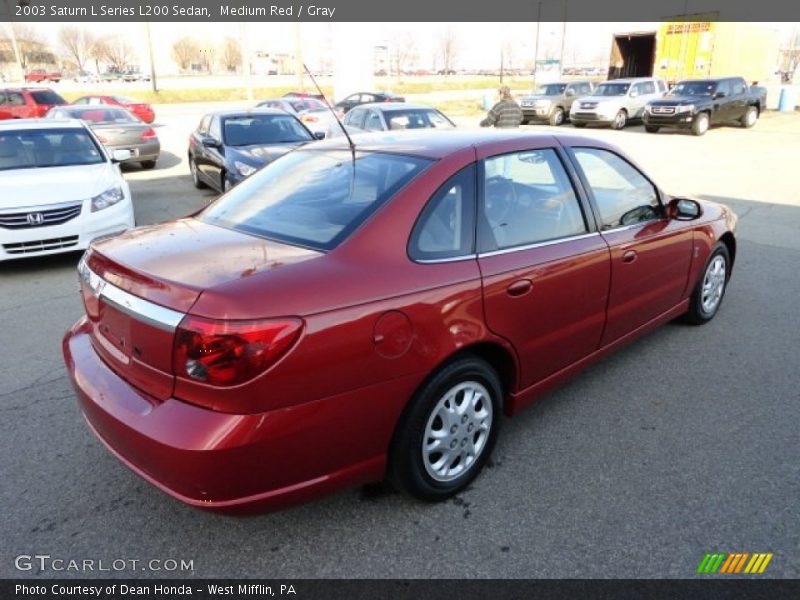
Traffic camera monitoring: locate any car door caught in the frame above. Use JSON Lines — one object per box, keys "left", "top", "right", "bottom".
{"left": 568, "top": 146, "right": 693, "bottom": 345}
{"left": 729, "top": 78, "right": 749, "bottom": 121}
{"left": 5, "top": 91, "right": 28, "bottom": 118}
{"left": 476, "top": 143, "right": 611, "bottom": 390}
{"left": 712, "top": 80, "right": 734, "bottom": 123}
{"left": 630, "top": 81, "right": 656, "bottom": 118}
{"left": 200, "top": 115, "right": 225, "bottom": 190}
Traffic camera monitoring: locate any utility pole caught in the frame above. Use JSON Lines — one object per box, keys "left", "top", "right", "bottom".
{"left": 293, "top": 22, "right": 304, "bottom": 91}
{"left": 558, "top": 0, "right": 568, "bottom": 76}
{"left": 240, "top": 22, "right": 253, "bottom": 101}
{"left": 145, "top": 21, "right": 158, "bottom": 93}
{"left": 532, "top": 1, "right": 542, "bottom": 88}
{"left": 500, "top": 45, "right": 504, "bottom": 83}
{"left": 2, "top": 0, "right": 24, "bottom": 81}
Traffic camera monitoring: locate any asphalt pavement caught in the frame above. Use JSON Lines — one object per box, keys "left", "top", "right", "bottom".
{"left": 1, "top": 108, "right": 798, "bottom": 579}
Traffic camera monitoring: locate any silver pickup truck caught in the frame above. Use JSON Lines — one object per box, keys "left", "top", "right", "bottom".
{"left": 519, "top": 81, "right": 594, "bottom": 126}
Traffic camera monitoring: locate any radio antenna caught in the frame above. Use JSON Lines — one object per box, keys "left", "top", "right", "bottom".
{"left": 303, "top": 63, "right": 356, "bottom": 158}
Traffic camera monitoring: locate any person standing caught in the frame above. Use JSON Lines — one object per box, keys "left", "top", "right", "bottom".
{"left": 480, "top": 86, "right": 523, "bottom": 128}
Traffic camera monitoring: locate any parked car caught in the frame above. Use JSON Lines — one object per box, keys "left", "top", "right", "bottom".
{"left": 63, "top": 129, "right": 737, "bottom": 512}
{"left": 45, "top": 105, "right": 160, "bottom": 169}
{"left": 334, "top": 91, "right": 405, "bottom": 114}
{"left": 122, "top": 69, "right": 150, "bottom": 82}
{"left": 100, "top": 70, "right": 124, "bottom": 82}
{"left": 188, "top": 108, "right": 321, "bottom": 193}
{"left": 24, "top": 69, "right": 63, "bottom": 83}
{"left": 282, "top": 91, "right": 326, "bottom": 101}
{"left": 73, "top": 70, "right": 100, "bottom": 84}
{"left": 643, "top": 77, "right": 766, "bottom": 136}
{"left": 0, "top": 118, "right": 134, "bottom": 261}
{"left": 71, "top": 95, "right": 155, "bottom": 124}
{"left": 519, "top": 80, "right": 595, "bottom": 126}
{"left": 0, "top": 87, "right": 67, "bottom": 119}
{"left": 256, "top": 97, "right": 334, "bottom": 138}
{"left": 341, "top": 103, "right": 455, "bottom": 132}
{"left": 570, "top": 77, "right": 667, "bottom": 129}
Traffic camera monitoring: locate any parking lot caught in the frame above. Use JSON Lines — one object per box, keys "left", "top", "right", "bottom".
{"left": 1, "top": 105, "right": 799, "bottom": 578}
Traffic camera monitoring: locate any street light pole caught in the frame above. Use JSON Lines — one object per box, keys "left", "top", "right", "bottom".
{"left": 145, "top": 21, "right": 158, "bottom": 93}
{"left": 532, "top": 1, "right": 542, "bottom": 88}
{"left": 240, "top": 22, "right": 253, "bottom": 101}
{"left": 558, "top": 0, "right": 568, "bottom": 76}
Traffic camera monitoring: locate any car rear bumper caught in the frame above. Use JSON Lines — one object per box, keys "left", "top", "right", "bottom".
{"left": 107, "top": 140, "right": 160, "bottom": 163}
{"left": 643, "top": 113, "right": 695, "bottom": 128}
{"left": 62, "top": 318, "right": 408, "bottom": 513}
{"left": 0, "top": 199, "right": 134, "bottom": 261}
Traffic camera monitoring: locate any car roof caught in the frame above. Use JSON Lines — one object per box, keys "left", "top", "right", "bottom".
{"left": 674, "top": 77, "right": 736, "bottom": 83}
{"left": 206, "top": 108, "right": 289, "bottom": 118}
{"left": 307, "top": 129, "right": 605, "bottom": 160}
{"left": 602, "top": 77, "right": 663, "bottom": 83}
{"left": 0, "top": 118, "right": 85, "bottom": 131}
{"left": 0, "top": 86, "right": 56, "bottom": 93}
{"left": 349, "top": 103, "right": 439, "bottom": 112}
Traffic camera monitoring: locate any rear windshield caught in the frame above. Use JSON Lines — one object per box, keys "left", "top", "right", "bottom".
{"left": 51, "top": 107, "right": 139, "bottom": 123}
{"left": 30, "top": 90, "right": 66, "bottom": 105}
{"left": 595, "top": 83, "right": 630, "bottom": 96}
{"left": 0, "top": 128, "right": 105, "bottom": 171}
{"left": 223, "top": 114, "right": 313, "bottom": 146}
{"left": 385, "top": 109, "right": 454, "bottom": 130}
{"left": 199, "top": 150, "right": 432, "bottom": 250}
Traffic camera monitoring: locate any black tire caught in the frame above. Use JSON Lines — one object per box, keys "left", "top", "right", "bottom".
{"left": 572, "top": 122, "right": 586, "bottom": 128}
{"left": 644, "top": 125, "right": 660, "bottom": 133}
{"left": 740, "top": 106, "right": 758, "bottom": 128}
{"left": 189, "top": 157, "right": 207, "bottom": 189}
{"left": 683, "top": 243, "right": 731, "bottom": 325}
{"left": 549, "top": 107, "right": 565, "bottom": 127}
{"left": 610, "top": 109, "right": 627, "bottom": 130}
{"left": 691, "top": 112, "right": 710, "bottom": 136}
{"left": 520, "top": 117, "right": 529, "bottom": 125}
{"left": 140, "top": 160, "right": 156, "bottom": 169}
{"left": 389, "top": 356, "right": 503, "bottom": 501}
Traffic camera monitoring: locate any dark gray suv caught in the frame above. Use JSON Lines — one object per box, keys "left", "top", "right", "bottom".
{"left": 519, "top": 81, "right": 594, "bottom": 126}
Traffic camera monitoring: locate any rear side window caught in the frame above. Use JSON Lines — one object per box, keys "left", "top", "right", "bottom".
{"left": 200, "top": 150, "right": 431, "bottom": 251}
{"left": 30, "top": 91, "right": 65, "bottom": 105}
{"left": 6, "top": 92, "right": 25, "bottom": 106}
{"left": 732, "top": 79, "right": 746, "bottom": 95}
{"left": 481, "top": 149, "right": 587, "bottom": 251}
{"left": 409, "top": 164, "right": 476, "bottom": 261}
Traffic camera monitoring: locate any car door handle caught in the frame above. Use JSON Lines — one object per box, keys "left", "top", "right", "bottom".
{"left": 622, "top": 250, "right": 638, "bottom": 264}
{"left": 506, "top": 279, "right": 533, "bottom": 297}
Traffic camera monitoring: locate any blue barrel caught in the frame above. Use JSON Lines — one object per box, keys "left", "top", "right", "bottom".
{"left": 778, "top": 87, "right": 798, "bottom": 112}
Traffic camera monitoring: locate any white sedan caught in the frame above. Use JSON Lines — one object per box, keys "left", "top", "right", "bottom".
{"left": 0, "top": 119, "right": 135, "bottom": 261}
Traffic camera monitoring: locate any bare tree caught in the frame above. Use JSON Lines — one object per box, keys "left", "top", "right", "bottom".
{"left": 390, "top": 31, "right": 417, "bottom": 76}
{"left": 438, "top": 27, "right": 458, "bottom": 76}
{"left": 98, "top": 37, "right": 135, "bottom": 71}
{"left": 89, "top": 37, "right": 108, "bottom": 73}
{"left": 2, "top": 24, "right": 55, "bottom": 69}
{"left": 58, "top": 26, "right": 96, "bottom": 71}
{"left": 172, "top": 36, "right": 200, "bottom": 71}
{"left": 221, "top": 37, "right": 241, "bottom": 73}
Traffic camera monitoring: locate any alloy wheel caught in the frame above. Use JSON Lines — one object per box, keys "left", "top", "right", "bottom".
{"left": 701, "top": 255, "right": 726, "bottom": 315}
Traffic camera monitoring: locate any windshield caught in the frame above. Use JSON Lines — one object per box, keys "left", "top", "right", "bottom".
{"left": 0, "top": 128, "right": 105, "bottom": 171}
{"left": 223, "top": 115, "right": 313, "bottom": 146}
{"left": 51, "top": 107, "right": 139, "bottom": 124}
{"left": 385, "top": 109, "right": 454, "bottom": 130}
{"left": 199, "top": 150, "right": 432, "bottom": 250}
{"left": 30, "top": 90, "right": 66, "bottom": 105}
{"left": 669, "top": 81, "right": 717, "bottom": 96}
{"left": 595, "top": 83, "right": 630, "bottom": 96}
{"left": 534, "top": 84, "right": 567, "bottom": 96}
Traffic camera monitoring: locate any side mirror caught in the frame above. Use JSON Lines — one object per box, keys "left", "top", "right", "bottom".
{"left": 629, "top": 90, "right": 639, "bottom": 98}
{"left": 313, "top": 131, "right": 326, "bottom": 140}
{"left": 565, "top": 89, "right": 575, "bottom": 97}
{"left": 669, "top": 198, "right": 702, "bottom": 220}
{"left": 714, "top": 91, "right": 726, "bottom": 99}
{"left": 111, "top": 149, "right": 132, "bottom": 163}
{"left": 201, "top": 136, "right": 220, "bottom": 148}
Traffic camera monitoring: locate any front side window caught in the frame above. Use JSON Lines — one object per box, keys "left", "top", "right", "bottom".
{"left": 197, "top": 115, "right": 211, "bottom": 135}
{"left": 481, "top": 149, "right": 587, "bottom": 251}
{"left": 200, "top": 150, "right": 431, "bottom": 251}
{"left": 409, "top": 164, "right": 476, "bottom": 261}
{"left": 363, "top": 110, "right": 383, "bottom": 131}
{"left": 595, "top": 83, "right": 630, "bottom": 97}
{"left": 573, "top": 147, "right": 661, "bottom": 230}
{"left": 346, "top": 109, "right": 367, "bottom": 129}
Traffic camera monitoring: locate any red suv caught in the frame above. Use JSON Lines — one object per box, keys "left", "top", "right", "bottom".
{"left": 0, "top": 87, "right": 67, "bottom": 119}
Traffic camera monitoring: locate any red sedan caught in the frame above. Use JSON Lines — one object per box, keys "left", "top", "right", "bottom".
{"left": 72, "top": 95, "right": 155, "bottom": 124}
{"left": 63, "top": 130, "right": 737, "bottom": 512}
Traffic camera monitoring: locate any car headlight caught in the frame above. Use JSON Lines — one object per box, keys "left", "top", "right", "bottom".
{"left": 676, "top": 104, "right": 694, "bottom": 113}
{"left": 91, "top": 185, "right": 125, "bottom": 212}
{"left": 234, "top": 161, "right": 257, "bottom": 177}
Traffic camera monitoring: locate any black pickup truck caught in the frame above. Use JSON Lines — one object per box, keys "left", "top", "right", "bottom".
{"left": 643, "top": 77, "right": 767, "bottom": 136}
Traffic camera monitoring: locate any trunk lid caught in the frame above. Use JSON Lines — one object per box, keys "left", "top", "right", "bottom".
{"left": 80, "top": 218, "right": 320, "bottom": 401}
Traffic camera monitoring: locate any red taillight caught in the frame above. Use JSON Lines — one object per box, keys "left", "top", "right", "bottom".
{"left": 95, "top": 134, "right": 108, "bottom": 143}
{"left": 301, "top": 115, "right": 318, "bottom": 123}
{"left": 140, "top": 128, "right": 157, "bottom": 140}
{"left": 173, "top": 316, "right": 303, "bottom": 387}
